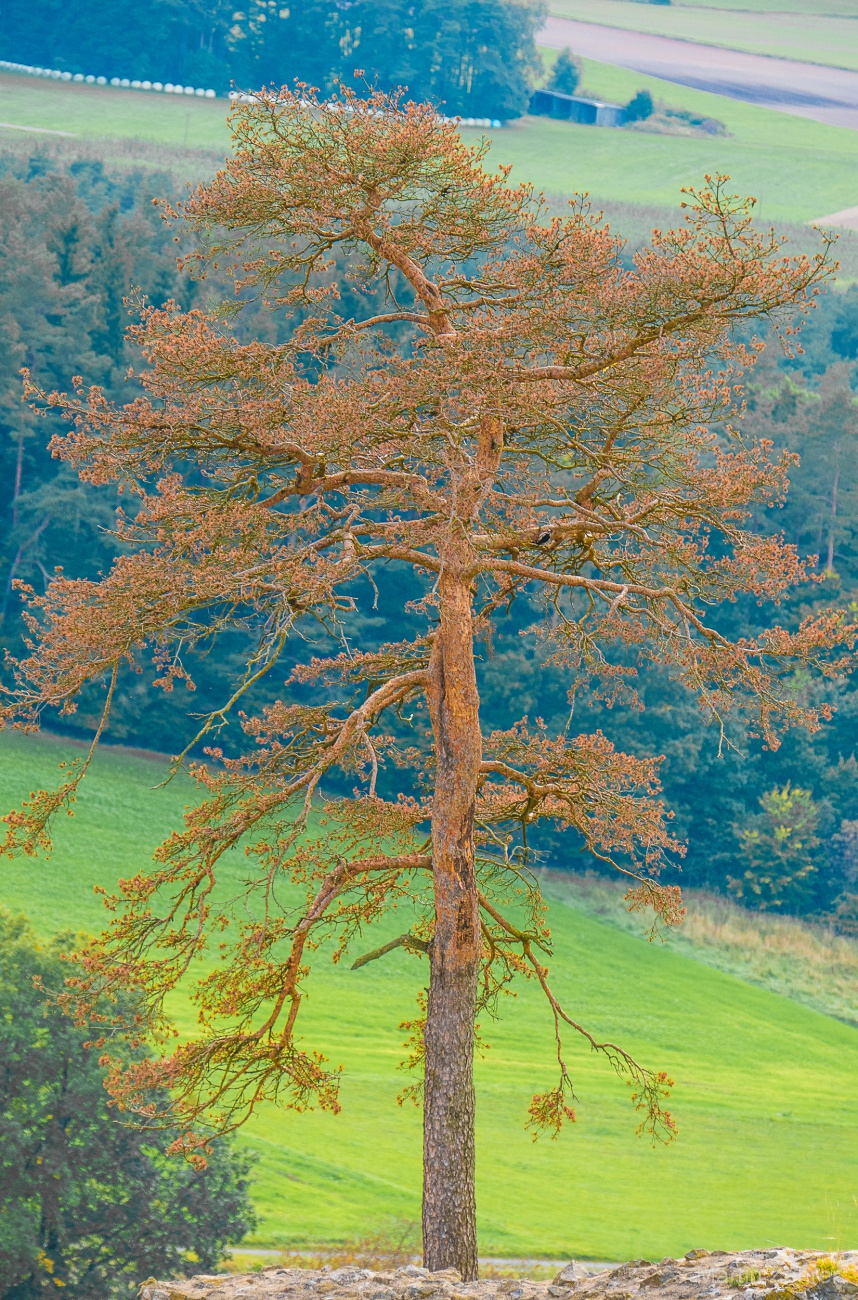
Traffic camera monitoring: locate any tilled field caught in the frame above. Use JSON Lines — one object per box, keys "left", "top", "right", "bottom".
{"left": 143, "top": 1249, "right": 858, "bottom": 1300}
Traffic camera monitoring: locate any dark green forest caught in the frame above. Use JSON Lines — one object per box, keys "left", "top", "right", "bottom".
{"left": 0, "top": 0, "right": 545, "bottom": 119}
{"left": 2, "top": 149, "right": 858, "bottom": 923}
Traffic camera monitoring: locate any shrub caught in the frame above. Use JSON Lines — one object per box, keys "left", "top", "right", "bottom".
{"left": 624, "top": 89, "right": 654, "bottom": 121}
{"left": 664, "top": 106, "right": 728, "bottom": 135}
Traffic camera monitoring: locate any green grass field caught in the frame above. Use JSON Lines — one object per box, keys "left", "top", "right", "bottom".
{"left": 674, "top": 0, "right": 856, "bottom": 13}
{"left": 4, "top": 62, "right": 858, "bottom": 227}
{"left": 2, "top": 729, "right": 857, "bottom": 1260}
{"left": 546, "top": 0, "right": 858, "bottom": 71}
{"left": 0, "top": 73, "right": 231, "bottom": 150}
{"left": 502, "top": 56, "right": 858, "bottom": 224}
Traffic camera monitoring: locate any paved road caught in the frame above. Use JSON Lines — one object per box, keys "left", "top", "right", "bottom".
{"left": 539, "top": 16, "right": 858, "bottom": 132}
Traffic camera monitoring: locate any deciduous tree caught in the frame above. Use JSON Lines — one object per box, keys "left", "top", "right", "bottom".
{"left": 0, "top": 910, "right": 255, "bottom": 1300}
{"left": 547, "top": 48, "right": 581, "bottom": 96}
{"left": 2, "top": 89, "right": 852, "bottom": 1276}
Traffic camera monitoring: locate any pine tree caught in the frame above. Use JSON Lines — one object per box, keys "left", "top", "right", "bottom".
{"left": 3, "top": 92, "right": 851, "bottom": 1275}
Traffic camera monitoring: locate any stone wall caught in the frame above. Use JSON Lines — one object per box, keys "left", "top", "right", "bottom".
{"left": 142, "top": 1248, "right": 858, "bottom": 1300}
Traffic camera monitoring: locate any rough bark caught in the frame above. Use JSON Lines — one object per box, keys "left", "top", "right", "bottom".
{"left": 423, "top": 566, "right": 482, "bottom": 1280}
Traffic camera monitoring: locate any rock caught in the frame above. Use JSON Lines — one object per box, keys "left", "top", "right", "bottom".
{"left": 813, "top": 1280, "right": 858, "bottom": 1300}
{"left": 552, "top": 1265, "right": 590, "bottom": 1290}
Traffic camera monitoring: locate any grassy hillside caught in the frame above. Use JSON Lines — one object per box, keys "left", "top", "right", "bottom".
{"left": 675, "top": 0, "right": 856, "bottom": 13}
{"left": 0, "top": 73, "right": 231, "bottom": 150}
{"left": 505, "top": 56, "right": 858, "bottom": 224}
{"left": 1, "top": 729, "right": 857, "bottom": 1260}
{"left": 545, "top": 0, "right": 858, "bottom": 70}
{"left": 4, "top": 64, "right": 858, "bottom": 226}
{"left": 541, "top": 872, "right": 858, "bottom": 1029}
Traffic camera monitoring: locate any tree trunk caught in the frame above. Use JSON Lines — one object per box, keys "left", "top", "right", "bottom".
{"left": 423, "top": 567, "right": 482, "bottom": 1280}
{"left": 827, "top": 461, "right": 840, "bottom": 573}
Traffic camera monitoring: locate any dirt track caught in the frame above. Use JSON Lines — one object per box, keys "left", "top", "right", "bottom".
{"left": 539, "top": 16, "right": 858, "bottom": 132}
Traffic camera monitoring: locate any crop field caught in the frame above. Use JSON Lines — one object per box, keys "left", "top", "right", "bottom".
{"left": 545, "top": 0, "right": 858, "bottom": 71}
{"left": 675, "top": 0, "right": 856, "bottom": 14}
{"left": 1, "top": 729, "right": 857, "bottom": 1260}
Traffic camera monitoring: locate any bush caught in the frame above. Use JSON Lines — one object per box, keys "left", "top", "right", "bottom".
{"left": 548, "top": 46, "right": 582, "bottom": 96}
{"left": 664, "top": 106, "right": 728, "bottom": 135}
{"left": 728, "top": 785, "right": 821, "bottom": 912}
{"left": 0, "top": 911, "right": 257, "bottom": 1300}
{"left": 624, "top": 89, "right": 654, "bottom": 121}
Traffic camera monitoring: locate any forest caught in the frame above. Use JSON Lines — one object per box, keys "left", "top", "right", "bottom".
{"left": 1, "top": 146, "right": 857, "bottom": 924}
{"left": 0, "top": 0, "right": 545, "bottom": 119}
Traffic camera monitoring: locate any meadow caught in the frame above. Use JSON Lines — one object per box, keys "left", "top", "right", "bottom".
{"left": 4, "top": 58, "right": 858, "bottom": 229}
{"left": 1, "top": 729, "right": 857, "bottom": 1261}
{"left": 674, "top": 0, "right": 856, "bottom": 13}
{"left": 0, "top": 73, "right": 231, "bottom": 150}
{"left": 504, "top": 56, "right": 858, "bottom": 225}
{"left": 545, "top": 0, "right": 858, "bottom": 71}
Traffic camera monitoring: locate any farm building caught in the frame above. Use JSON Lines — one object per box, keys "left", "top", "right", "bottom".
{"left": 529, "top": 88, "right": 625, "bottom": 126}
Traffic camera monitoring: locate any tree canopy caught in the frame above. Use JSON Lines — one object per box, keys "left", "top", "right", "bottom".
{"left": 0, "top": 0, "right": 545, "bottom": 118}
{"left": 547, "top": 48, "right": 581, "bottom": 96}
{"left": 1, "top": 91, "right": 853, "bottom": 1274}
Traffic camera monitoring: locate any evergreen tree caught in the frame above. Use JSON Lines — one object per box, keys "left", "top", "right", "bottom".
{"left": 547, "top": 47, "right": 581, "bottom": 96}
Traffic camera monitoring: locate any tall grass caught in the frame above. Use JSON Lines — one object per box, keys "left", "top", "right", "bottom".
{"left": 540, "top": 870, "right": 858, "bottom": 1027}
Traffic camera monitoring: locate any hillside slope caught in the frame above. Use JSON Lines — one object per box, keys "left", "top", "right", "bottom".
{"left": 4, "top": 65, "right": 858, "bottom": 225}
{"left": 0, "top": 730, "right": 856, "bottom": 1259}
